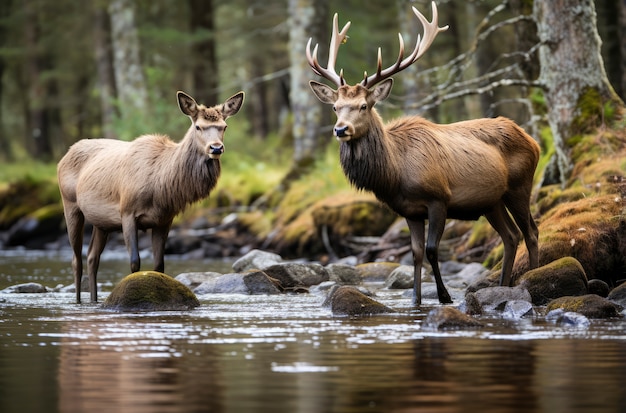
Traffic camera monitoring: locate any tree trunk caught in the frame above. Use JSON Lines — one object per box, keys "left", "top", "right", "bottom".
{"left": 93, "top": 3, "right": 118, "bottom": 140}
{"left": 534, "top": 0, "right": 623, "bottom": 185}
{"left": 108, "top": 0, "right": 147, "bottom": 115}
{"left": 288, "top": 0, "right": 328, "bottom": 169}
{"left": 189, "top": 0, "right": 218, "bottom": 105}
{"left": 23, "top": 0, "right": 53, "bottom": 160}
{"left": 0, "top": 0, "right": 12, "bottom": 160}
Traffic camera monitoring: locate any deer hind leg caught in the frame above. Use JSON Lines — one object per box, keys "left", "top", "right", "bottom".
{"left": 151, "top": 224, "right": 172, "bottom": 273}
{"left": 504, "top": 192, "right": 539, "bottom": 270}
{"left": 485, "top": 201, "right": 521, "bottom": 287}
{"left": 406, "top": 218, "right": 426, "bottom": 306}
{"left": 87, "top": 227, "right": 108, "bottom": 303}
{"left": 425, "top": 204, "right": 453, "bottom": 304}
{"left": 64, "top": 204, "right": 85, "bottom": 303}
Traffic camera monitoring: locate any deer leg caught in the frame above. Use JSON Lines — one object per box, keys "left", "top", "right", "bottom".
{"left": 426, "top": 205, "right": 453, "bottom": 304}
{"left": 485, "top": 202, "right": 520, "bottom": 286}
{"left": 504, "top": 194, "right": 539, "bottom": 270}
{"left": 87, "top": 227, "right": 108, "bottom": 303}
{"left": 406, "top": 218, "right": 426, "bottom": 306}
{"left": 151, "top": 224, "right": 171, "bottom": 273}
{"left": 64, "top": 205, "right": 85, "bottom": 304}
{"left": 122, "top": 214, "right": 141, "bottom": 273}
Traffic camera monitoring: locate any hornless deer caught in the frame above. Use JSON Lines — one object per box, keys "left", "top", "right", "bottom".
{"left": 57, "top": 91, "right": 244, "bottom": 303}
{"left": 307, "top": 2, "right": 540, "bottom": 305}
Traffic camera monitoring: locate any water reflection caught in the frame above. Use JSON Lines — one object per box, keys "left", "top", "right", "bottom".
{"left": 57, "top": 319, "right": 224, "bottom": 413}
{"left": 41, "top": 311, "right": 626, "bottom": 413}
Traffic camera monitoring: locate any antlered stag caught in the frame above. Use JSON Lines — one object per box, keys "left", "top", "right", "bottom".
{"left": 58, "top": 91, "right": 244, "bottom": 303}
{"left": 307, "top": 2, "right": 540, "bottom": 305}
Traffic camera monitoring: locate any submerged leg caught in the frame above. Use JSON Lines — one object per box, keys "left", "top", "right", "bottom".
{"left": 426, "top": 204, "right": 452, "bottom": 304}
{"left": 485, "top": 201, "right": 520, "bottom": 286}
{"left": 406, "top": 219, "right": 426, "bottom": 306}
{"left": 87, "top": 227, "right": 108, "bottom": 303}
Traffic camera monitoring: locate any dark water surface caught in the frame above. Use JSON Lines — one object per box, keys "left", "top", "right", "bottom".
{"left": 1, "top": 250, "right": 625, "bottom": 413}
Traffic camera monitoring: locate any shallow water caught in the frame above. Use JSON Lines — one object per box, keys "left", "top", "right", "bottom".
{"left": 1, "top": 250, "right": 625, "bottom": 413}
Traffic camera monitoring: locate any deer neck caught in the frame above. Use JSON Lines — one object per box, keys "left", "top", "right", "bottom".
{"left": 161, "top": 131, "right": 221, "bottom": 213}
{"left": 339, "top": 111, "right": 399, "bottom": 199}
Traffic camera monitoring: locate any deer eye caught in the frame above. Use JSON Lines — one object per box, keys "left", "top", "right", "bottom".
{"left": 195, "top": 125, "right": 201, "bottom": 131}
{"left": 332, "top": 106, "right": 337, "bottom": 112}
{"left": 360, "top": 104, "right": 367, "bottom": 111}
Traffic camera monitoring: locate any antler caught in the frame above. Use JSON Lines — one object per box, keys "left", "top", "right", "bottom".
{"left": 362, "top": 2, "right": 448, "bottom": 88}
{"left": 306, "top": 13, "right": 351, "bottom": 87}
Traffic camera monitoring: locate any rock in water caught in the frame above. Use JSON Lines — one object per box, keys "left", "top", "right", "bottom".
{"left": 102, "top": 271, "right": 200, "bottom": 312}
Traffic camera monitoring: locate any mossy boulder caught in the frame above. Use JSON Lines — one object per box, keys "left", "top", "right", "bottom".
{"left": 517, "top": 257, "right": 588, "bottom": 305}
{"left": 102, "top": 271, "right": 200, "bottom": 312}
{"left": 325, "top": 285, "right": 394, "bottom": 316}
{"left": 5, "top": 203, "right": 65, "bottom": 248}
{"left": 268, "top": 191, "right": 396, "bottom": 258}
{"left": 546, "top": 294, "right": 623, "bottom": 319}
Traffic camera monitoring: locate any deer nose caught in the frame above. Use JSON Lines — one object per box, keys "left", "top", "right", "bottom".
{"left": 209, "top": 143, "right": 224, "bottom": 155}
{"left": 334, "top": 125, "right": 349, "bottom": 137}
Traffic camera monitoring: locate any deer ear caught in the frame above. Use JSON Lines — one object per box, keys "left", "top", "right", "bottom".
{"left": 222, "top": 91, "right": 245, "bottom": 119}
{"left": 309, "top": 80, "right": 338, "bottom": 104}
{"left": 370, "top": 79, "right": 393, "bottom": 103}
{"left": 177, "top": 91, "right": 198, "bottom": 117}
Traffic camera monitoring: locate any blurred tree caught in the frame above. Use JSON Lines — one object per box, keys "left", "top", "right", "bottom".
{"left": 287, "top": 0, "right": 328, "bottom": 175}
{"left": 0, "top": 0, "right": 13, "bottom": 160}
{"left": 93, "top": 1, "right": 118, "bottom": 140}
{"left": 189, "top": 0, "right": 218, "bottom": 105}
{"left": 108, "top": 0, "right": 148, "bottom": 118}
{"left": 535, "top": 0, "right": 624, "bottom": 185}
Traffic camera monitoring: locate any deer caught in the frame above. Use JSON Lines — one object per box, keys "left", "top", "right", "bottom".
{"left": 306, "top": 2, "right": 540, "bottom": 306}
{"left": 57, "top": 90, "right": 244, "bottom": 303}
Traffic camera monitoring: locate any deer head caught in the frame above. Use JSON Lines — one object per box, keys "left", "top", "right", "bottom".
{"left": 307, "top": 1, "right": 448, "bottom": 141}
{"left": 177, "top": 91, "right": 245, "bottom": 159}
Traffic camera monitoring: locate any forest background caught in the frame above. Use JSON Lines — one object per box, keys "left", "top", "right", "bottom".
{"left": 0, "top": 0, "right": 624, "bottom": 261}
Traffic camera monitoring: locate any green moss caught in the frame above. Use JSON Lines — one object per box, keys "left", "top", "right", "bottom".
{"left": 102, "top": 271, "right": 200, "bottom": 312}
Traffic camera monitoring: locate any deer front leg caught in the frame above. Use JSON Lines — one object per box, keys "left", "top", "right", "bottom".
{"left": 87, "top": 226, "right": 109, "bottom": 303}
{"left": 122, "top": 214, "right": 141, "bottom": 273}
{"left": 426, "top": 205, "right": 452, "bottom": 304}
{"left": 406, "top": 218, "right": 426, "bottom": 306}
{"left": 151, "top": 224, "right": 171, "bottom": 273}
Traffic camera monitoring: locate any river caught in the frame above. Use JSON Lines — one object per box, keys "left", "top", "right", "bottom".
{"left": 0, "top": 249, "right": 625, "bottom": 413}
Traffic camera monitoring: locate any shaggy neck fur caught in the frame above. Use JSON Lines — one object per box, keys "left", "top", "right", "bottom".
{"left": 154, "top": 129, "right": 221, "bottom": 215}
{"left": 339, "top": 109, "right": 400, "bottom": 203}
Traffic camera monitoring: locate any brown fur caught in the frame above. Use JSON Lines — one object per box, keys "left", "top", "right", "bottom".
{"left": 310, "top": 79, "right": 540, "bottom": 306}
{"left": 57, "top": 91, "right": 244, "bottom": 303}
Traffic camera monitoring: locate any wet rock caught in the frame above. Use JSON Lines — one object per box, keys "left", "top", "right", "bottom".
{"left": 423, "top": 307, "right": 483, "bottom": 330}
{"left": 2, "top": 282, "right": 48, "bottom": 294}
{"left": 5, "top": 204, "right": 65, "bottom": 248}
{"left": 325, "top": 285, "right": 394, "bottom": 316}
{"left": 460, "top": 292, "right": 483, "bottom": 315}
{"left": 502, "top": 300, "right": 535, "bottom": 319}
{"left": 194, "top": 270, "right": 282, "bottom": 295}
{"left": 471, "top": 285, "right": 532, "bottom": 311}
{"left": 175, "top": 271, "right": 222, "bottom": 289}
{"left": 325, "top": 263, "right": 361, "bottom": 285}
{"left": 102, "top": 271, "right": 200, "bottom": 312}
{"left": 607, "top": 282, "right": 626, "bottom": 307}
{"left": 546, "top": 294, "right": 623, "bottom": 319}
{"left": 588, "top": 279, "right": 610, "bottom": 297}
{"left": 355, "top": 262, "right": 400, "bottom": 282}
{"left": 445, "top": 262, "right": 489, "bottom": 289}
{"left": 517, "top": 257, "right": 588, "bottom": 305}
{"left": 384, "top": 265, "right": 413, "bottom": 289}
{"left": 232, "top": 249, "right": 283, "bottom": 272}
{"left": 263, "top": 263, "right": 329, "bottom": 289}
{"left": 545, "top": 309, "right": 590, "bottom": 328}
